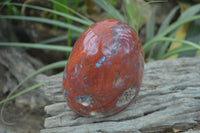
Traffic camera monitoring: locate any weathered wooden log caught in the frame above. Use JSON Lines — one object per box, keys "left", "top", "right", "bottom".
{"left": 41, "top": 57, "right": 200, "bottom": 133}
{"left": 0, "top": 19, "right": 49, "bottom": 110}
{"left": 0, "top": 47, "right": 50, "bottom": 109}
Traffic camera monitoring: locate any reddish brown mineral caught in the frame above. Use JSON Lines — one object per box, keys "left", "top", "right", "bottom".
{"left": 63, "top": 19, "right": 144, "bottom": 117}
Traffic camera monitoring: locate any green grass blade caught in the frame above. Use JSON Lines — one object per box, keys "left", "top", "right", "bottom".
{"left": 92, "top": 0, "right": 125, "bottom": 22}
{"left": 0, "top": 60, "right": 67, "bottom": 124}
{"left": 158, "top": 6, "right": 179, "bottom": 34}
{"left": 0, "top": 0, "right": 11, "bottom": 10}
{"left": 49, "top": 0, "right": 94, "bottom": 24}
{"left": 39, "top": 31, "right": 80, "bottom": 44}
{"left": 143, "top": 15, "right": 200, "bottom": 53}
{"left": 161, "top": 46, "right": 197, "bottom": 59}
{"left": 156, "top": 30, "right": 178, "bottom": 58}
{"left": 0, "top": 82, "right": 45, "bottom": 105}
{"left": 6, "top": 2, "right": 92, "bottom": 26}
{"left": 144, "top": 37, "right": 200, "bottom": 56}
{"left": 0, "top": 60, "right": 67, "bottom": 105}
{"left": 123, "top": 0, "right": 138, "bottom": 31}
{"left": 0, "top": 81, "right": 44, "bottom": 125}
{"left": 179, "top": 4, "right": 200, "bottom": 20}
{"left": 164, "top": 38, "right": 200, "bottom": 49}
{"left": 146, "top": 5, "right": 157, "bottom": 41}
{"left": 39, "top": 35, "right": 68, "bottom": 44}
{"left": 155, "top": 3, "right": 200, "bottom": 57}
{"left": 0, "top": 42, "right": 72, "bottom": 52}
{"left": 52, "top": 0, "right": 68, "bottom": 15}
{"left": 157, "top": 15, "right": 200, "bottom": 38}
{"left": 0, "top": 15, "right": 85, "bottom": 33}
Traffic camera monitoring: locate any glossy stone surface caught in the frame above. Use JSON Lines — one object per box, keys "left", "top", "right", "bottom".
{"left": 63, "top": 19, "right": 144, "bottom": 117}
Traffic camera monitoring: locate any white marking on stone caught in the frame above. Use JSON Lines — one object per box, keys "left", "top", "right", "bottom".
{"left": 116, "top": 87, "right": 138, "bottom": 107}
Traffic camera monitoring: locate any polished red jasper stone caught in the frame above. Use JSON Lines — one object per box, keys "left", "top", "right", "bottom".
{"left": 63, "top": 19, "right": 144, "bottom": 117}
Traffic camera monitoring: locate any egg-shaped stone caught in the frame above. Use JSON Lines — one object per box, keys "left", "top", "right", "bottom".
{"left": 63, "top": 19, "right": 144, "bottom": 117}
